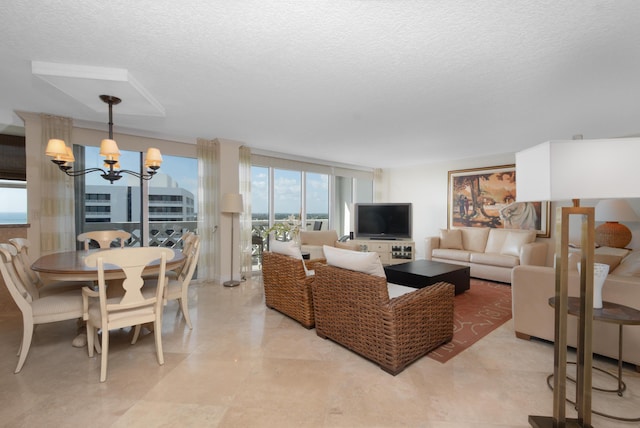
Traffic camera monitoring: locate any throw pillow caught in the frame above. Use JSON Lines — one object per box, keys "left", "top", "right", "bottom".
{"left": 270, "top": 239, "right": 314, "bottom": 276}
{"left": 611, "top": 253, "right": 640, "bottom": 277}
{"left": 439, "top": 229, "right": 463, "bottom": 250}
{"left": 500, "top": 231, "right": 535, "bottom": 257}
{"left": 269, "top": 239, "right": 302, "bottom": 259}
{"left": 323, "top": 245, "right": 386, "bottom": 277}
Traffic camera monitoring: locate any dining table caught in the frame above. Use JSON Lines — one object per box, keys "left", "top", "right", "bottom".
{"left": 32, "top": 247, "right": 185, "bottom": 284}
{"left": 31, "top": 247, "right": 185, "bottom": 348}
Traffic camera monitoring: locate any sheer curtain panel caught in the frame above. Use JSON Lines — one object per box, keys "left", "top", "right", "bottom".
{"left": 239, "top": 146, "right": 252, "bottom": 278}
{"left": 40, "top": 114, "right": 75, "bottom": 253}
{"left": 197, "top": 138, "right": 220, "bottom": 282}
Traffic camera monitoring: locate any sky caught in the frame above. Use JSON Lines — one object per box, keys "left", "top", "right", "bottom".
{"left": 251, "top": 167, "right": 329, "bottom": 214}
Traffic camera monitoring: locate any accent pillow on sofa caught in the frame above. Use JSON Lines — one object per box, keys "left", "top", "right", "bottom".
{"left": 439, "top": 229, "right": 463, "bottom": 250}
{"left": 500, "top": 231, "right": 535, "bottom": 257}
{"left": 460, "top": 227, "right": 490, "bottom": 253}
{"left": 611, "top": 251, "right": 640, "bottom": 277}
{"left": 323, "top": 245, "right": 386, "bottom": 277}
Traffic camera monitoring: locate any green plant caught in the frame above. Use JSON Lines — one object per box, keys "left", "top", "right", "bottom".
{"left": 263, "top": 215, "right": 300, "bottom": 241}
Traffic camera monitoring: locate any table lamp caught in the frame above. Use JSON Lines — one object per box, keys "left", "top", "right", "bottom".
{"left": 221, "top": 193, "right": 244, "bottom": 287}
{"left": 516, "top": 138, "right": 640, "bottom": 428}
{"left": 594, "top": 199, "right": 639, "bottom": 248}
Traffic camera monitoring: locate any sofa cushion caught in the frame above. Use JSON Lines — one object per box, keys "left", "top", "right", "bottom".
{"left": 500, "top": 231, "right": 536, "bottom": 257}
{"left": 470, "top": 252, "right": 519, "bottom": 268}
{"left": 323, "top": 245, "right": 386, "bottom": 277}
{"left": 484, "top": 229, "right": 508, "bottom": 254}
{"left": 611, "top": 251, "right": 640, "bottom": 277}
{"left": 335, "top": 241, "right": 359, "bottom": 251}
{"left": 387, "top": 282, "right": 417, "bottom": 298}
{"left": 299, "top": 230, "right": 339, "bottom": 246}
{"left": 439, "top": 229, "right": 463, "bottom": 250}
{"left": 432, "top": 248, "right": 471, "bottom": 262}
{"left": 460, "top": 227, "right": 490, "bottom": 253}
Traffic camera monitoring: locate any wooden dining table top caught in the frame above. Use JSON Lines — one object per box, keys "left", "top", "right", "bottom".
{"left": 32, "top": 248, "right": 185, "bottom": 282}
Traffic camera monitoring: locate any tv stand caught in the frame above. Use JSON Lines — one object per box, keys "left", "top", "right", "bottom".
{"left": 351, "top": 239, "right": 414, "bottom": 265}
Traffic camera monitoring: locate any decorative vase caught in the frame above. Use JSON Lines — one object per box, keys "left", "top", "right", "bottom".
{"left": 577, "top": 262, "right": 609, "bottom": 309}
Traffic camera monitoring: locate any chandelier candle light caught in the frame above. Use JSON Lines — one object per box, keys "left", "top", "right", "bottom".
{"left": 45, "top": 95, "right": 163, "bottom": 184}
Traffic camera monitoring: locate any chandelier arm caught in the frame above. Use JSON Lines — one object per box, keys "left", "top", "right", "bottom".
{"left": 58, "top": 166, "right": 108, "bottom": 177}
{"left": 119, "top": 169, "right": 158, "bottom": 181}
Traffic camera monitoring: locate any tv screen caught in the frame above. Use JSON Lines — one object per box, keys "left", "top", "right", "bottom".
{"left": 354, "top": 203, "right": 412, "bottom": 240}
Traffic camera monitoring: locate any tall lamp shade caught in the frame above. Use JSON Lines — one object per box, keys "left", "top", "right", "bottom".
{"left": 221, "top": 193, "right": 244, "bottom": 287}
{"left": 516, "top": 138, "right": 640, "bottom": 428}
{"left": 594, "top": 199, "right": 639, "bottom": 248}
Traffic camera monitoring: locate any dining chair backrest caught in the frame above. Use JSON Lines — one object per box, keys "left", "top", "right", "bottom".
{"left": 84, "top": 247, "right": 174, "bottom": 309}
{"left": 77, "top": 230, "right": 131, "bottom": 250}
{"left": 0, "top": 244, "right": 33, "bottom": 307}
{"left": 1, "top": 243, "right": 84, "bottom": 373}
{"left": 8, "top": 238, "right": 43, "bottom": 291}
{"left": 178, "top": 234, "right": 200, "bottom": 286}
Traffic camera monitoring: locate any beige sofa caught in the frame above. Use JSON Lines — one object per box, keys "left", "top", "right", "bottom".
{"left": 512, "top": 251, "right": 640, "bottom": 368}
{"left": 424, "top": 227, "right": 547, "bottom": 283}
{"left": 299, "top": 230, "right": 357, "bottom": 259}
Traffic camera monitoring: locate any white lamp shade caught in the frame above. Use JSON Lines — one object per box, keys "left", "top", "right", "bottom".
{"left": 595, "top": 199, "right": 639, "bottom": 222}
{"left": 145, "top": 147, "right": 163, "bottom": 164}
{"left": 45, "top": 139, "right": 67, "bottom": 157}
{"left": 516, "top": 138, "right": 640, "bottom": 202}
{"left": 99, "top": 139, "right": 120, "bottom": 157}
{"left": 61, "top": 145, "right": 75, "bottom": 163}
{"left": 221, "top": 193, "right": 243, "bottom": 213}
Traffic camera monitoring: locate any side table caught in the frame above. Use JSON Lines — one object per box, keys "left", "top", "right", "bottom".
{"left": 548, "top": 296, "right": 640, "bottom": 422}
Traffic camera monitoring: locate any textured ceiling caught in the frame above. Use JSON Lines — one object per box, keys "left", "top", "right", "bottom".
{"left": 1, "top": 1, "right": 639, "bottom": 168}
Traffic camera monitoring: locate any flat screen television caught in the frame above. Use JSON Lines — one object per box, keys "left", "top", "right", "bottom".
{"left": 354, "top": 203, "right": 412, "bottom": 240}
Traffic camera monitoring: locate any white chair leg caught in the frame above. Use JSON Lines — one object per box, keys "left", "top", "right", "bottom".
{"left": 15, "top": 316, "right": 33, "bottom": 373}
{"left": 87, "top": 322, "right": 95, "bottom": 357}
{"left": 180, "top": 296, "right": 193, "bottom": 329}
{"left": 132, "top": 324, "right": 142, "bottom": 344}
{"left": 154, "top": 320, "right": 164, "bottom": 366}
{"left": 100, "top": 330, "right": 109, "bottom": 382}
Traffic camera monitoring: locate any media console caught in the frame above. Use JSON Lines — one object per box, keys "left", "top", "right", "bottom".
{"left": 350, "top": 239, "right": 414, "bottom": 265}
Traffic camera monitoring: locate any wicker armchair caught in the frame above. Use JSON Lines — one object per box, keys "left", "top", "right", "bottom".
{"left": 261, "top": 251, "right": 325, "bottom": 329}
{"left": 312, "top": 264, "right": 454, "bottom": 375}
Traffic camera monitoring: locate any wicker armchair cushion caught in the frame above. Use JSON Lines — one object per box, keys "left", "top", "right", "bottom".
{"left": 323, "top": 245, "right": 385, "bottom": 277}
{"left": 270, "top": 239, "right": 314, "bottom": 276}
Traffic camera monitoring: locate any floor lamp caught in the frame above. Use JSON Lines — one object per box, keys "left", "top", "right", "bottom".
{"left": 221, "top": 193, "right": 244, "bottom": 287}
{"left": 516, "top": 138, "right": 640, "bottom": 428}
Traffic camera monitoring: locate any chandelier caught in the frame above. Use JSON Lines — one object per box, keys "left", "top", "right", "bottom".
{"left": 45, "top": 95, "right": 163, "bottom": 184}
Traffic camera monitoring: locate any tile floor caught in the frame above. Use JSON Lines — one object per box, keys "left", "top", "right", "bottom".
{"left": 1, "top": 277, "right": 639, "bottom": 427}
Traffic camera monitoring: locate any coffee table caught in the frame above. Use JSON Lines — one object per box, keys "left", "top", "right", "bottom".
{"left": 384, "top": 259, "right": 470, "bottom": 295}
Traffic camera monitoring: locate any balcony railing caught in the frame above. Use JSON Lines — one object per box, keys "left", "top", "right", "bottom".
{"left": 81, "top": 221, "right": 198, "bottom": 249}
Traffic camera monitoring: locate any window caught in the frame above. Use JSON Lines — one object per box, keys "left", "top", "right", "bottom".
{"left": 0, "top": 134, "right": 27, "bottom": 224}
{"left": 76, "top": 147, "right": 198, "bottom": 249}
{"left": 273, "top": 169, "right": 301, "bottom": 223}
{"left": 305, "top": 172, "right": 329, "bottom": 230}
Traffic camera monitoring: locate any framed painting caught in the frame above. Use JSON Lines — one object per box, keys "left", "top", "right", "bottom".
{"left": 447, "top": 164, "right": 550, "bottom": 238}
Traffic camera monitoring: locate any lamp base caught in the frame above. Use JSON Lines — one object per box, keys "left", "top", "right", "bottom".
{"left": 223, "top": 280, "right": 240, "bottom": 287}
{"left": 595, "top": 221, "right": 631, "bottom": 248}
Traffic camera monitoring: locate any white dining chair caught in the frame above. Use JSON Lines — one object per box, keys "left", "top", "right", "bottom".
{"left": 77, "top": 230, "right": 131, "bottom": 250}
{"left": 143, "top": 235, "right": 201, "bottom": 329}
{"left": 9, "top": 238, "right": 88, "bottom": 297}
{"left": 0, "top": 244, "right": 84, "bottom": 373}
{"left": 82, "top": 247, "right": 174, "bottom": 382}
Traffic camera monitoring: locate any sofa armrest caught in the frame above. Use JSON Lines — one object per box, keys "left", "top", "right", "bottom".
{"left": 424, "top": 236, "right": 440, "bottom": 261}
{"left": 520, "top": 241, "right": 547, "bottom": 266}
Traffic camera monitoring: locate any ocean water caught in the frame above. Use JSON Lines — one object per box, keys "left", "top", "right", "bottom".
{"left": 0, "top": 212, "right": 28, "bottom": 224}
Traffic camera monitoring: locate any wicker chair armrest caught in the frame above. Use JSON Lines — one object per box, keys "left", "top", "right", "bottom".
{"left": 304, "top": 258, "right": 326, "bottom": 272}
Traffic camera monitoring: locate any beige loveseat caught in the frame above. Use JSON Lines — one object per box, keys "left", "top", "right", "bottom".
{"left": 512, "top": 250, "right": 640, "bottom": 368}
{"left": 424, "top": 227, "right": 547, "bottom": 283}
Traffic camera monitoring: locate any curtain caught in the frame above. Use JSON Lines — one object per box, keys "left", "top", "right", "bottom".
{"left": 239, "top": 145, "right": 252, "bottom": 278}
{"left": 197, "top": 138, "right": 220, "bottom": 282}
{"left": 40, "top": 114, "right": 75, "bottom": 253}
{"left": 373, "top": 168, "right": 384, "bottom": 202}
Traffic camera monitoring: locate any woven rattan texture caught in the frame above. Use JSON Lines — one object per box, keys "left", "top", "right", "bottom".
{"left": 262, "top": 251, "right": 316, "bottom": 328}
{"left": 312, "top": 264, "right": 454, "bottom": 375}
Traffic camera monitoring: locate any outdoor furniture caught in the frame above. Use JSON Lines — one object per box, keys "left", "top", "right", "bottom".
{"left": 312, "top": 263, "right": 455, "bottom": 375}
{"left": 261, "top": 251, "right": 324, "bottom": 329}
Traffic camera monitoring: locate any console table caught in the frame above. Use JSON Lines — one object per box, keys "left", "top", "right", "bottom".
{"left": 548, "top": 296, "right": 640, "bottom": 422}
{"left": 350, "top": 239, "right": 414, "bottom": 265}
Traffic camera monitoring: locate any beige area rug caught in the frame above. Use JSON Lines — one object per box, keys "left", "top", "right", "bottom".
{"left": 427, "top": 278, "right": 512, "bottom": 363}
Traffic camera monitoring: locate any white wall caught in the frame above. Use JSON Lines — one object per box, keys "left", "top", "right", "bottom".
{"left": 381, "top": 153, "right": 640, "bottom": 264}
